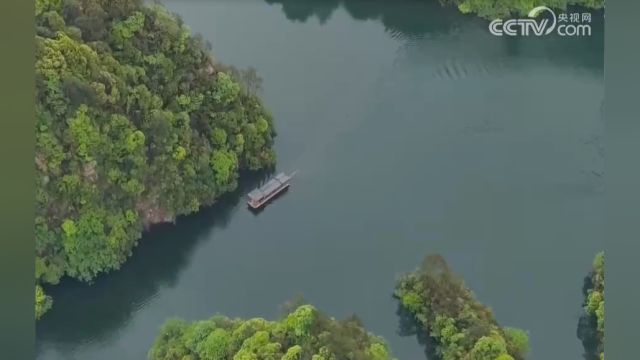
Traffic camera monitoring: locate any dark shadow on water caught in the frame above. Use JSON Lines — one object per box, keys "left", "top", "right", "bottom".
{"left": 36, "top": 171, "right": 270, "bottom": 348}
{"left": 265, "top": 0, "right": 466, "bottom": 37}
{"left": 265, "top": 0, "right": 341, "bottom": 24}
{"left": 395, "top": 300, "right": 440, "bottom": 360}
{"left": 264, "top": 0, "right": 604, "bottom": 71}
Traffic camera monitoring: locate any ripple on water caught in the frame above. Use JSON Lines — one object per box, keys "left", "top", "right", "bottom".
{"left": 432, "top": 58, "right": 512, "bottom": 81}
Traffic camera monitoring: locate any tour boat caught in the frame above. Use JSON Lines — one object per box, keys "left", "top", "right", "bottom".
{"left": 247, "top": 171, "right": 296, "bottom": 209}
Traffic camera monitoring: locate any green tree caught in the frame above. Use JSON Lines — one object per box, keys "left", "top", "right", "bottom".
{"left": 504, "top": 327, "right": 530, "bottom": 358}
{"left": 284, "top": 305, "right": 316, "bottom": 338}
{"left": 210, "top": 150, "right": 238, "bottom": 188}
{"left": 198, "top": 328, "right": 231, "bottom": 360}
{"left": 281, "top": 345, "right": 302, "bottom": 360}
{"left": 35, "top": 285, "right": 53, "bottom": 320}
{"left": 470, "top": 335, "right": 509, "bottom": 360}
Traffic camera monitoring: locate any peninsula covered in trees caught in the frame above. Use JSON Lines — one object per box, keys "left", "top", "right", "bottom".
{"left": 578, "top": 252, "right": 605, "bottom": 360}
{"left": 149, "top": 303, "right": 395, "bottom": 360}
{"left": 394, "top": 254, "right": 530, "bottom": 360}
{"left": 35, "top": 0, "right": 275, "bottom": 318}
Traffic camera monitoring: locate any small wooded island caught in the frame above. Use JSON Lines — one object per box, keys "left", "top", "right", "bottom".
{"left": 394, "top": 255, "right": 530, "bottom": 360}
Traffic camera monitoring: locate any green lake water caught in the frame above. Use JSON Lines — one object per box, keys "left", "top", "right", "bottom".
{"left": 36, "top": 1, "right": 604, "bottom": 359}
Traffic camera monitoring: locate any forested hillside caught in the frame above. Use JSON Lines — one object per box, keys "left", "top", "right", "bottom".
{"left": 35, "top": 0, "right": 276, "bottom": 319}
{"left": 394, "top": 254, "right": 530, "bottom": 360}
{"left": 149, "top": 303, "right": 395, "bottom": 360}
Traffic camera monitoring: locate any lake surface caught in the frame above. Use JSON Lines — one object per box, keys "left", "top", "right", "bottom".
{"left": 36, "top": 1, "right": 604, "bottom": 359}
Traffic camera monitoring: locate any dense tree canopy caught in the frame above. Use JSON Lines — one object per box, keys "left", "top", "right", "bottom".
{"left": 394, "top": 254, "right": 529, "bottom": 360}
{"left": 35, "top": 0, "right": 275, "bottom": 318}
{"left": 148, "top": 304, "right": 396, "bottom": 360}
{"left": 578, "top": 252, "right": 604, "bottom": 360}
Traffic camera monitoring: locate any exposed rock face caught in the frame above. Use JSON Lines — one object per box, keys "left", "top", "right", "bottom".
{"left": 136, "top": 199, "right": 175, "bottom": 227}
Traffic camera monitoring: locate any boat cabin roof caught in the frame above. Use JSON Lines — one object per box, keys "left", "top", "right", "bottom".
{"left": 247, "top": 189, "right": 263, "bottom": 200}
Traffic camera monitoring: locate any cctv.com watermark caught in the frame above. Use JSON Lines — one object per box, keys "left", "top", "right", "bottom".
{"left": 489, "top": 6, "right": 594, "bottom": 37}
